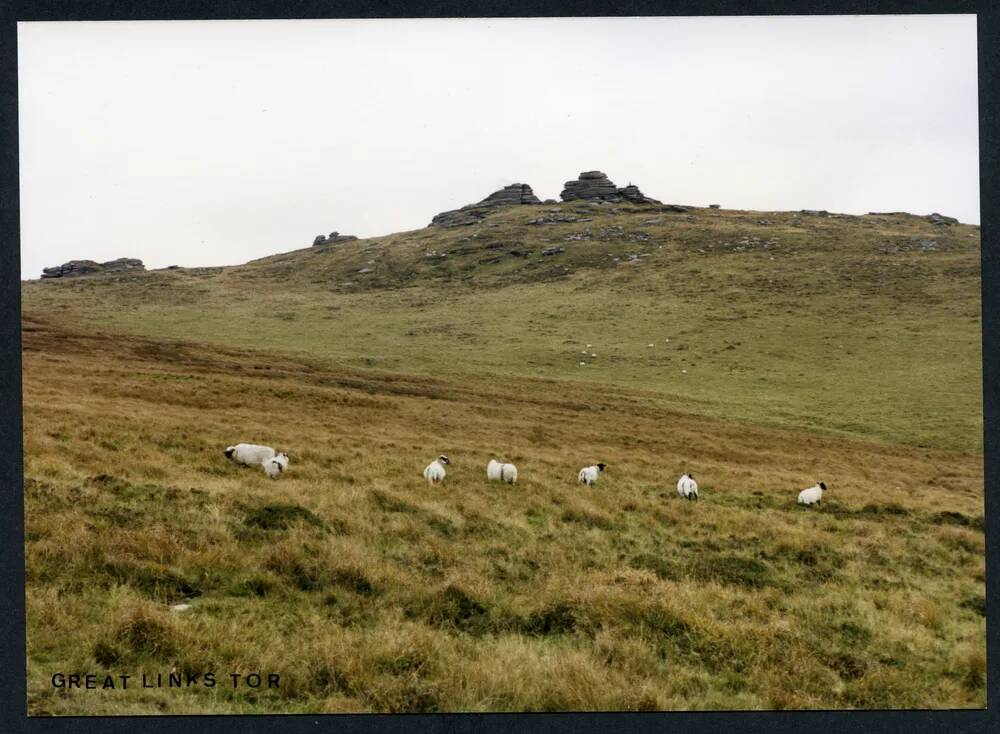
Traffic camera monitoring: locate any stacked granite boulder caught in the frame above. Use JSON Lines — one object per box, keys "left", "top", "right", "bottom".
{"left": 41, "top": 258, "right": 145, "bottom": 279}
{"left": 559, "top": 171, "right": 660, "bottom": 204}
{"left": 617, "top": 184, "right": 660, "bottom": 204}
{"left": 431, "top": 184, "right": 541, "bottom": 227}
{"left": 313, "top": 231, "right": 359, "bottom": 246}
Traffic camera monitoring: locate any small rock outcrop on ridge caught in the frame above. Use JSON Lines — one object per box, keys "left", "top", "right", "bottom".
{"left": 313, "top": 231, "right": 359, "bottom": 246}
{"left": 925, "top": 212, "right": 959, "bottom": 226}
{"left": 559, "top": 171, "right": 660, "bottom": 204}
{"left": 41, "top": 258, "right": 145, "bottom": 279}
{"left": 431, "top": 184, "right": 541, "bottom": 227}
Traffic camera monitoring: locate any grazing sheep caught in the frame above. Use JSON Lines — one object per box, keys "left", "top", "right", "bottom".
{"left": 225, "top": 443, "right": 276, "bottom": 467}
{"left": 677, "top": 473, "right": 698, "bottom": 500}
{"left": 487, "top": 459, "right": 518, "bottom": 482}
{"left": 423, "top": 455, "right": 450, "bottom": 484}
{"left": 263, "top": 452, "right": 289, "bottom": 479}
{"left": 487, "top": 459, "right": 518, "bottom": 484}
{"left": 578, "top": 463, "right": 607, "bottom": 486}
{"left": 798, "top": 482, "right": 828, "bottom": 506}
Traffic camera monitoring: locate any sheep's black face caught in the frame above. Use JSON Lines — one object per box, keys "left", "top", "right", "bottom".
{"left": 439, "top": 455, "right": 451, "bottom": 465}
{"left": 819, "top": 481, "right": 827, "bottom": 490}
{"left": 597, "top": 463, "right": 607, "bottom": 472}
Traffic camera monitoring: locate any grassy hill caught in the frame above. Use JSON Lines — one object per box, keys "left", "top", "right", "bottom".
{"left": 20, "top": 202, "right": 985, "bottom": 713}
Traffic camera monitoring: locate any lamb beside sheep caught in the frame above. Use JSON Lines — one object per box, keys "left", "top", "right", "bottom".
{"left": 487, "top": 459, "right": 518, "bottom": 484}
{"left": 424, "top": 455, "right": 450, "bottom": 484}
{"left": 578, "top": 463, "right": 606, "bottom": 486}
{"left": 798, "top": 482, "right": 828, "bottom": 505}
{"left": 263, "top": 452, "right": 290, "bottom": 479}
{"left": 677, "top": 473, "right": 698, "bottom": 500}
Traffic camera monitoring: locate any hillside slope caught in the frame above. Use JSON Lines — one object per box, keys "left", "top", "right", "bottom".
{"left": 22, "top": 203, "right": 983, "bottom": 451}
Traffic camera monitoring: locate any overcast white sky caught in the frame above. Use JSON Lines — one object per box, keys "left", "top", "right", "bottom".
{"left": 18, "top": 16, "right": 979, "bottom": 279}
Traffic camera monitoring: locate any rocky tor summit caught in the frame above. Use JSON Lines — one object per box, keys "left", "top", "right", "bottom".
{"left": 429, "top": 171, "right": 660, "bottom": 228}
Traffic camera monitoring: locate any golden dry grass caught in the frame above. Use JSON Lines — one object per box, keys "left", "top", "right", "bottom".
{"left": 22, "top": 316, "right": 985, "bottom": 714}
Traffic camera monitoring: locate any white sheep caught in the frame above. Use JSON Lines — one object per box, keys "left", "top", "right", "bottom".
{"left": 423, "top": 455, "right": 450, "bottom": 484}
{"left": 578, "top": 463, "right": 607, "bottom": 486}
{"left": 677, "top": 472, "right": 698, "bottom": 500}
{"left": 263, "top": 452, "right": 289, "bottom": 479}
{"left": 225, "top": 443, "right": 276, "bottom": 467}
{"left": 797, "top": 481, "right": 828, "bottom": 506}
{"left": 487, "top": 459, "right": 517, "bottom": 484}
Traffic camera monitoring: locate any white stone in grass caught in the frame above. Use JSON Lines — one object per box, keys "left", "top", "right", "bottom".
{"left": 579, "top": 361, "right": 586, "bottom": 366}
{"left": 170, "top": 604, "right": 192, "bottom": 612}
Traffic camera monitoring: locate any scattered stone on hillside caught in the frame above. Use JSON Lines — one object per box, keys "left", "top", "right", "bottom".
{"left": 799, "top": 209, "right": 830, "bottom": 216}
{"left": 41, "top": 258, "right": 145, "bottom": 279}
{"left": 868, "top": 211, "right": 911, "bottom": 216}
{"left": 166, "top": 265, "right": 179, "bottom": 270}
{"left": 543, "top": 199, "right": 558, "bottom": 204}
{"left": 709, "top": 204, "right": 721, "bottom": 209}
{"left": 541, "top": 247, "right": 565, "bottom": 256}
{"left": 877, "top": 237, "right": 943, "bottom": 254}
{"left": 358, "top": 267, "right": 374, "bottom": 274}
{"left": 527, "top": 213, "right": 592, "bottom": 225}
{"left": 431, "top": 183, "right": 542, "bottom": 227}
{"left": 658, "top": 204, "right": 691, "bottom": 213}
{"left": 559, "top": 171, "right": 660, "bottom": 204}
{"left": 313, "top": 231, "right": 359, "bottom": 246}
{"left": 926, "top": 212, "right": 959, "bottom": 226}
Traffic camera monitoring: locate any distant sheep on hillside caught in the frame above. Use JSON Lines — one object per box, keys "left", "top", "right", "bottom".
{"left": 263, "top": 452, "right": 290, "bottom": 479}
{"left": 578, "top": 463, "right": 606, "bottom": 486}
{"left": 798, "top": 482, "right": 828, "bottom": 506}
{"left": 225, "top": 443, "right": 276, "bottom": 467}
{"left": 487, "top": 459, "right": 517, "bottom": 484}
{"left": 677, "top": 473, "right": 698, "bottom": 500}
{"left": 423, "top": 455, "right": 450, "bottom": 484}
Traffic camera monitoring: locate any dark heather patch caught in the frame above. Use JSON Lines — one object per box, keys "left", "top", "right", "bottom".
{"left": 960, "top": 595, "right": 986, "bottom": 617}
{"left": 560, "top": 508, "right": 615, "bottom": 530}
{"left": 99, "top": 560, "right": 202, "bottom": 601}
{"left": 689, "top": 554, "right": 775, "bottom": 589}
{"left": 424, "top": 585, "right": 492, "bottom": 635}
{"left": 330, "top": 566, "right": 377, "bottom": 596}
{"left": 932, "top": 511, "right": 985, "bottom": 532}
{"left": 628, "top": 553, "right": 681, "bottom": 581}
{"left": 244, "top": 503, "right": 324, "bottom": 531}
{"left": 370, "top": 490, "right": 419, "bottom": 514}
{"left": 827, "top": 652, "right": 868, "bottom": 681}
{"left": 522, "top": 602, "right": 583, "bottom": 636}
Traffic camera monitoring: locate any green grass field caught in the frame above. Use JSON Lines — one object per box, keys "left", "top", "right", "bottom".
{"left": 21, "top": 203, "right": 985, "bottom": 713}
